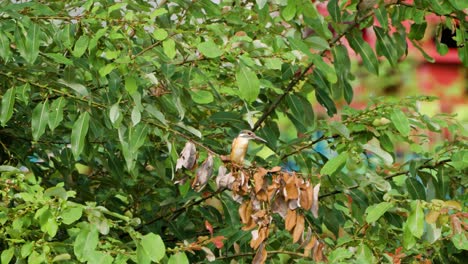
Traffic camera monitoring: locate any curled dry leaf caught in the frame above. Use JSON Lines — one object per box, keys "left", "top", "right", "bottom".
{"left": 215, "top": 166, "right": 235, "bottom": 190}
{"left": 304, "top": 236, "right": 318, "bottom": 257}
{"left": 192, "top": 154, "right": 214, "bottom": 190}
{"left": 252, "top": 242, "right": 267, "bottom": 264}
{"left": 299, "top": 226, "right": 313, "bottom": 249}
{"left": 313, "top": 241, "right": 325, "bottom": 262}
{"left": 176, "top": 141, "right": 197, "bottom": 171}
{"left": 311, "top": 183, "right": 321, "bottom": 218}
{"left": 292, "top": 214, "right": 305, "bottom": 243}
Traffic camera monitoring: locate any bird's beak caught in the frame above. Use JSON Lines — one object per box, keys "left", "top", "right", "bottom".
{"left": 253, "top": 135, "right": 267, "bottom": 143}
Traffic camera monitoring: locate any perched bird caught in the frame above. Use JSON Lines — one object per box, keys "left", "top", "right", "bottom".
{"left": 230, "top": 130, "right": 267, "bottom": 165}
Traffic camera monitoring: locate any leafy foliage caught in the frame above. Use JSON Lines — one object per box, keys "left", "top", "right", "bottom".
{"left": 0, "top": 0, "right": 467, "bottom": 263}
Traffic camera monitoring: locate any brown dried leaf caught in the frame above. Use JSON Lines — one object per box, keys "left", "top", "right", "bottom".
{"left": 299, "top": 227, "right": 313, "bottom": 249}
{"left": 215, "top": 166, "right": 235, "bottom": 190}
{"left": 292, "top": 214, "right": 305, "bottom": 243}
{"left": 272, "top": 196, "right": 288, "bottom": 219}
{"left": 425, "top": 210, "right": 440, "bottom": 224}
{"left": 239, "top": 200, "right": 252, "bottom": 225}
{"left": 254, "top": 168, "right": 268, "bottom": 193}
{"left": 304, "top": 236, "right": 318, "bottom": 253}
{"left": 283, "top": 174, "right": 299, "bottom": 200}
{"left": 451, "top": 215, "right": 462, "bottom": 235}
{"left": 250, "top": 227, "right": 269, "bottom": 249}
{"left": 300, "top": 182, "right": 314, "bottom": 210}
{"left": 192, "top": 154, "right": 214, "bottom": 191}
{"left": 311, "top": 183, "right": 321, "bottom": 218}
{"left": 285, "top": 209, "right": 297, "bottom": 231}
{"left": 252, "top": 243, "right": 267, "bottom": 264}
{"left": 313, "top": 241, "right": 325, "bottom": 262}
{"left": 176, "top": 141, "right": 197, "bottom": 170}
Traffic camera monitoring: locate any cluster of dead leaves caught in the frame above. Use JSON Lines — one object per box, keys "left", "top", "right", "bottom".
{"left": 175, "top": 141, "right": 325, "bottom": 263}
{"left": 218, "top": 165, "right": 324, "bottom": 262}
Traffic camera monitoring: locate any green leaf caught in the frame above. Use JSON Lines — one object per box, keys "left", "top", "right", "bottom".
{"left": 327, "top": 0, "right": 341, "bottom": 23}
{"left": 168, "top": 252, "right": 189, "bottom": 264}
{"left": 44, "top": 53, "right": 73, "bottom": 65}
{"left": 410, "top": 39, "right": 435, "bottom": 63}
{"left": 24, "top": 23, "right": 41, "bottom": 64}
{"left": 61, "top": 206, "right": 83, "bottom": 225}
{"left": 374, "top": 5, "right": 388, "bottom": 30}
{"left": 328, "top": 247, "right": 353, "bottom": 263}
{"left": 74, "top": 224, "right": 99, "bottom": 262}
{"left": 136, "top": 244, "right": 151, "bottom": 264}
{"left": 1, "top": 247, "right": 14, "bottom": 264}
{"left": 315, "top": 88, "right": 337, "bottom": 116}
{"left": 390, "top": 109, "right": 410, "bottom": 136}
{"left": 407, "top": 200, "right": 424, "bottom": 238}
{"left": 72, "top": 35, "right": 89, "bottom": 58}
{"left": 71, "top": 112, "right": 90, "bottom": 160}
{"left": 32, "top": 101, "right": 49, "bottom": 141}
{"left": 141, "top": 233, "right": 165, "bottom": 262}
{"left": 163, "top": 38, "right": 176, "bottom": 59}
{"left": 153, "top": 28, "right": 168, "bottom": 40}
{"left": 0, "top": 32, "right": 12, "bottom": 62}
{"left": 129, "top": 124, "right": 148, "bottom": 151}
{"left": 48, "top": 97, "right": 66, "bottom": 131}
{"left": 210, "top": 112, "right": 243, "bottom": 123}
{"left": 197, "top": 41, "right": 223, "bottom": 58}
{"left": 87, "top": 251, "right": 113, "bottom": 264}
{"left": 355, "top": 244, "right": 375, "bottom": 264}
{"left": 346, "top": 30, "right": 379, "bottom": 75}
{"left": 406, "top": 177, "right": 426, "bottom": 200}
{"left": 264, "top": 57, "right": 282, "bottom": 70}
{"left": 281, "top": 0, "right": 296, "bottom": 21}
{"left": 58, "top": 79, "right": 89, "bottom": 97}
{"left": 236, "top": 63, "right": 260, "bottom": 103}
{"left": 21, "top": 242, "right": 34, "bottom": 258}
{"left": 374, "top": 26, "right": 398, "bottom": 67}
{"left": 320, "top": 151, "right": 348, "bottom": 175}
{"left": 311, "top": 54, "right": 337, "bottom": 84}
{"left": 365, "top": 202, "right": 393, "bottom": 223}
{"left": 1, "top": 87, "right": 15, "bottom": 126}
{"left": 408, "top": 22, "right": 427, "bottom": 40}
{"left": 131, "top": 107, "right": 141, "bottom": 126}
{"left": 146, "top": 105, "right": 168, "bottom": 125}
{"left": 191, "top": 90, "right": 214, "bottom": 104}
{"left": 256, "top": 0, "right": 267, "bottom": 9}
{"left": 109, "top": 103, "right": 122, "bottom": 127}
{"left": 403, "top": 222, "right": 416, "bottom": 249}
{"left": 125, "top": 76, "right": 138, "bottom": 94}
{"left": 307, "top": 36, "right": 330, "bottom": 51}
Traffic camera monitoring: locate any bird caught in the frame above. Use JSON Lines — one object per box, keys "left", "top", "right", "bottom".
{"left": 230, "top": 130, "right": 267, "bottom": 165}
